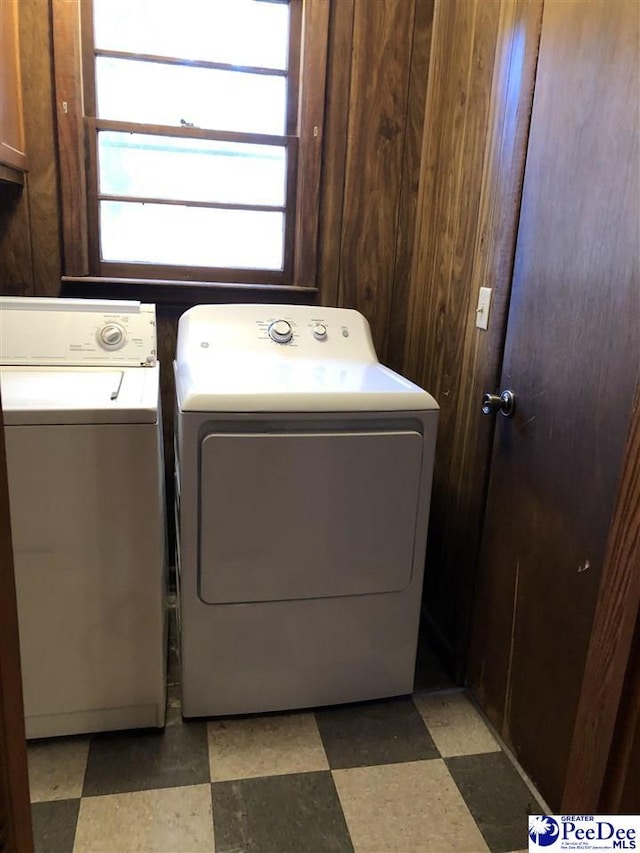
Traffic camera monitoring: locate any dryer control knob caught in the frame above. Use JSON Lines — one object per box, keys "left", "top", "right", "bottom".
{"left": 268, "top": 319, "right": 293, "bottom": 344}
{"left": 98, "top": 323, "right": 125, "bottom": 349}
{"left": 312, "top": 324, "right": 328, "bottom": 340}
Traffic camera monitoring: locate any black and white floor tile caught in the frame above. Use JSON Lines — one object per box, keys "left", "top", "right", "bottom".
{"left": 28, "top": 618, "right": 544, "bottom": 852}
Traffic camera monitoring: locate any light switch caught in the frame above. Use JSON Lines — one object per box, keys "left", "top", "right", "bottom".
{"left": 476, "top": 287, "right": 492, "bottom": 330}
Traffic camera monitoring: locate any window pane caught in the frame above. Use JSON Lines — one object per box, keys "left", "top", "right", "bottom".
{"left": 100, "top": 202, "right": 284, "bottom": 270}
{"left": 94, "top": 0, "right": 290, "bottom": 71}
{"left": 98, "top": 132, "right": 286, "bottom": 207}
{"left": 96, "top": 58, "right": 286, "bottom": 135}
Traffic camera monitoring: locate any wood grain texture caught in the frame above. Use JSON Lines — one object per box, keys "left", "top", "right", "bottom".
{"left": 337, "top": 0, "right": 417, "bottom": 350}
{"left": 616, "top": 661, "right": 640, "bottom": 813}
{"left": 0, "top": 0, "right": 27, "bottom": 171}
{"left": 404, "top": 2, "right": 497, "bottom": 636}
{"left": 604, "top": 611, "right": 640, "bottom": 814}
{"left": 293, "top": 0, "right": 329, "bottom": 287}
{"left": 319, "top": 0, "right": 432, "bottom": 353}
{"left": 18, "top": 0, "right": 62, "bottom": 296}
{"left": 51, "top": 0, "right": 89, "bottom": 275}
{"left": 562, "top": 389, "right": 640, "bottom": 812}
{"left": 0, "top": 181, "right": 34, "bottom": 295}
{"left": 384, "top": 0, "right": 435, "bottom": 371}
{"left": 435, "top": 0, "right": 542, "bottom": 675}
{"left": 0, "top": 396, "right": 34, "bottom": 853}
{"left": 469, "top": 0, "right": 640, "bottom": 808}
{"left": 403, "top": 0, "right": 542, "bottom": 671}
{"left": 599, "top": 608, "right": 640, "bottom": 813}
{"left": 316, "top": 0, "right": 355, "bottom": 308}
{"left": 405, "top": 0, "right": 477, "bottom": 384}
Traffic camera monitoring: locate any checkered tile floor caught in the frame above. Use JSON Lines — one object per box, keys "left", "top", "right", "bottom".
{"left": 28, "top": 612, "right": 543, "bottom": 852}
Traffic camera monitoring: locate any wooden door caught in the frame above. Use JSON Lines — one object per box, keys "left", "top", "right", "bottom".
{"left": 468, "top": 0, "right": 640, "bottom": 810}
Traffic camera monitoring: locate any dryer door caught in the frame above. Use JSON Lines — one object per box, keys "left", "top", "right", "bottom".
{"left": 198, "top": 430, "right": 423, "bottom": 603}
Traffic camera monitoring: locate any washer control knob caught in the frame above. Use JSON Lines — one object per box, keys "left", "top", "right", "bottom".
{"left": 98, "top": 322, "right": 125, "bottom": 349}
{"left": 268, "top": 319, "right": 293, "bottom": 344}
{"left": 312, "top": 323, "right": 328, "bottom": 340}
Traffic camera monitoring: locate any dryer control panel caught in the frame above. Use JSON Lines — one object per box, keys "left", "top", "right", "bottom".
{"left": 0, "top": 297, "right": 157, "bottom": 367}
{"left": 178, "top": 304, "right": 379, "bottom": 363}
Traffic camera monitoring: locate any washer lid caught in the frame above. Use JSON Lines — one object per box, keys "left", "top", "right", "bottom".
{"left": 1, "top": 365, "right": 159, "bottom": 425}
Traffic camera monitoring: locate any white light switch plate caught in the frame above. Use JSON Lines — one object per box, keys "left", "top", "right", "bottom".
{"left": 476, "top": 286, "right": 492, "bottom": 330}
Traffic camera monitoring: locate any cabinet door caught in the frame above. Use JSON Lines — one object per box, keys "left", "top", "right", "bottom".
{"left": 0, "top": 0, "right": 26, "bottom": 172}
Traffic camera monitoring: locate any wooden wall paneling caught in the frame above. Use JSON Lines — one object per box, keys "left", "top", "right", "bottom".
{"left": 404, "top": 0, "right": 503, "bottom": 665}
{"left": 293, "top": 0, "right": 330, "bottom": 288}
{"left": 600, "top": 610, "right": 640, "bottom": 813}
{"left": 615, "top": 649, "right": 640, "bottom": 813}
{"left": 0, "top": 396, "right": 34, "bottom": 853}
{"left": 403, "top": 0, "right": 480, "bottom": 664}
{"left": 562, "top": 388, "right": 640, "bottom": 812}
{"left": 337, "top": 0, "right": 417, "bottom": 353}
{"left": 51, "top": 0, "right": 88, "bottom": 275}
{"left": 316, "top": 0, "right": 355, "bottom": 308}
{"left": 384, "top": 0, "right": 435, "bottom": 371}
{"left": 434, "top": 0, "right": 499, "bottom": 662}
{"left": 434, "top": 0, "right": 543, "bottom": 675}
{"left": 0, "top": 182, "right": 34, "bottom": 295}
{"left": 17, "top": 0, "right": 62, "bottom": 295}
{"left": 404, "top": 0, "right": 475, "bottom": 385}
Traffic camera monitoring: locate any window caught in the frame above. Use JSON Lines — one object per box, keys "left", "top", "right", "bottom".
{"left": 53, "top": 0, "right": 328, "bottom": 292}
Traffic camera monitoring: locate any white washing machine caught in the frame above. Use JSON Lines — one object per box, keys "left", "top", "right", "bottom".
{"left": 0, "top": 297, "right": 167, "bottom": 738}
{"left": 174, "top": 304, "right": 439, "bottom": 718}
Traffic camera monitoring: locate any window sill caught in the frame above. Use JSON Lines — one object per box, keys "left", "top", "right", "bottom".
{"left": 61, "top": 276, "right": 319, "bottom": 306}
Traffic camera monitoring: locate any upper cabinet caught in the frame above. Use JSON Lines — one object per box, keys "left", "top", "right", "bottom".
{"left": 0, "top": 0, "right": 27, "bottom": 178}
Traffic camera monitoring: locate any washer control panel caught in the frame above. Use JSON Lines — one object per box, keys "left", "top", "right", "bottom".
{"left": 0, "top": 298, "right": 157, "bottom": 366}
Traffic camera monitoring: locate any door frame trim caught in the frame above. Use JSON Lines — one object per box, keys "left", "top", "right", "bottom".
{"left": 562, "top": 386, "right": 640, "bottom": 811}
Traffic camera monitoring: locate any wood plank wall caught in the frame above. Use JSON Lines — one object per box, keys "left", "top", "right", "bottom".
{"left": 601, "top": 609, "right": 640, "bottom": 813}
{"left": 324, "top": 0, "right": 434, "bottom": 370}
{"left": 404, "top": 0, "right": 543, "bottom": 675}
{"left": 0, "top": 0, "right": 60, "bottom": 296}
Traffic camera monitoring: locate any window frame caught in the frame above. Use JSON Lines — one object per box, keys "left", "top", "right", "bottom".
{"left": 52, "top": 0, "right": 328, "bottom": 296}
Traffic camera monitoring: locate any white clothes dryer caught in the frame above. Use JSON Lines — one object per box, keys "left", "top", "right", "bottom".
{"left": 174, "top": 304, "right": 438, "bottom": 718}
{"left": 0, "top": 297, "right": 167, "bottom": 738}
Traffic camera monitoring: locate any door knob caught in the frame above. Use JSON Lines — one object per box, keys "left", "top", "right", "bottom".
{"left": 482, "top": 389, "right": 515, "bottom": 417}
